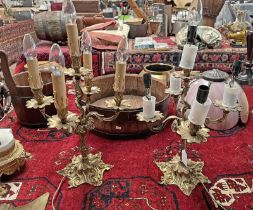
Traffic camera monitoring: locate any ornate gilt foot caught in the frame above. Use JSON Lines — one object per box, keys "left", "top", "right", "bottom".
{"left": 58, "top": 152, "right": 113, "bottom": 187}
{"left": 155, "top": 154, "right": 210, "bottom": 196}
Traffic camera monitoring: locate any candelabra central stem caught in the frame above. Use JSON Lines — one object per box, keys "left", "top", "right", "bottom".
{"left": 155, "top": 120, "right": 210, "bottom": 196}
{"left": 72, "top": 56, "right": 81, "bottom": 74}
{"left": 79, "top": 133, "right": 89, "bottom": 158}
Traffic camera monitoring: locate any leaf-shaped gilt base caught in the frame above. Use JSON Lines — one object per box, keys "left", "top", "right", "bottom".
{"left": 58, "top": 152, "right": 113, "bottom": 188}
{"left": 155, "top": 154, "right": 210, "bottom": 196}
{"left": 176, "top": 120, "right": 210, "bottom": 144}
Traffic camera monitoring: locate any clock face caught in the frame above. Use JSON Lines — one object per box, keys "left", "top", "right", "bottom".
{"left": 173, "top": 0, "right": 193, "bottom": 8}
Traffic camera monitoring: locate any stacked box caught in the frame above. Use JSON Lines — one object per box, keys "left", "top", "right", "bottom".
{"left": 72, "top": 0, "right": 100, "bottom": 13}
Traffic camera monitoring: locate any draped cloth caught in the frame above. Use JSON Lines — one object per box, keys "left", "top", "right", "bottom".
{"left": 81, "top": 21, "right": 130, "bottom": 50}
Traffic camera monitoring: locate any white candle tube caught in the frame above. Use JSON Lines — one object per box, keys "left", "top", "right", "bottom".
{"left": 27, "top": 58, "right": 43, "bottom": 89}
{"left": 222, "top": 83, "right": 239, "bottom": 108}
{"left": 169, "top": 75, "right": 181, "bottom": 92}
{"left": 188, "top": 98, "right": 211, "bottom": 126}
{"left": 66, "top": 23, "right": 80, "bottom": 56}
{"left": 179, "top": 44, "right": 198, "bottom": 70}
{"left": 51, "top": 70, "right": 67, "bottom": 110}
{"left": 143, "top": 96, "right": 156, "bottom": 119}
{"left": 0, "top": 129, "right": 15, "bottom": 154}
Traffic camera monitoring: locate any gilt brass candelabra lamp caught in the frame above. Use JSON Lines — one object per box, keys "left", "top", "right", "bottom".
{"left": 137, "top": 65, "right": 242, "bottom": 196}
{"left": 23, "top": 34, "right": 120, "bottom": 188}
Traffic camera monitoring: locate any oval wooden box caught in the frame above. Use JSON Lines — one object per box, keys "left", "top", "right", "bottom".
{"left": 89, "top": 74, "right": 170, "bottom": 138}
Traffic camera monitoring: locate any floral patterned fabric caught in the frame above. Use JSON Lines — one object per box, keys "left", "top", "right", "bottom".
{"left": 15, "top": 37, "right": 247, "bottom": 75}
{"left": 0, "top": 20, "right": 36, "bottom": 65}
{"left": 102, "top": 38, "right": 246, "bottom": 74}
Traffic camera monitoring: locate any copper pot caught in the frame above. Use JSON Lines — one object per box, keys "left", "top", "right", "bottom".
{"left": 143, "top": 63, "right": 174, "bottom": 85}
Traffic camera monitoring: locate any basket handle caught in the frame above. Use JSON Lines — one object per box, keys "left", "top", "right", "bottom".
{"left": 0, "top": 51, "right": 17, "bottom": 95}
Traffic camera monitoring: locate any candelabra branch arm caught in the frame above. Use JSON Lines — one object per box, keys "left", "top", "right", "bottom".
{"left": 100, "top": 110, "right": 120, "bottom": 122}
{"left": 177, "top": 79, "right": 191, "bottom": 118}
{"left": 182, "top": 100, "right": 191, "bottom": 113}
{"left": 87, "top": 109, "right": 120, "bottom": 122}
{"left": 148, "top": 116, "right": 182, "bottom": 133}
{"left": 39, "top": 107, "right": 51, "bottom": 119}
{"left": 205, "top": 110, "right": 229, "bottom": 124}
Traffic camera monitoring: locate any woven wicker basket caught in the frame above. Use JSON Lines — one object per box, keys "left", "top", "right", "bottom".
{"left": 202, "top": 0, "right": 225, "bottom": 27}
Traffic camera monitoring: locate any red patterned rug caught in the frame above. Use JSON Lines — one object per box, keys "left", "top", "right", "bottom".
{"left": 0, "top": 86, "right": 253, "bottom": 210}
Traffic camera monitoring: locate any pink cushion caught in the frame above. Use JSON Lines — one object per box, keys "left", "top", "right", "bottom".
{"left": 51, "top": 3, "right": 62, "bottom": 11}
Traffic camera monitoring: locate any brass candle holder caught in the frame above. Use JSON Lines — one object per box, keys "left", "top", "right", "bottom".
{"left": 25, "top": 68, "right": 54, "bottom": 110}
{"left": 136, "top": 69, "right": 239, "bottom": 196}
{"left": 106, "top": 35, "right": 130, "bottom": 110}
{"left": 137, "top": 111, "right": 210, "bottom": 196}
{"left": 26, "top": 52, "right": 120, "bottom": 188}
{"left": 58, "top": 55, "right": 120, "bottom": 187}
